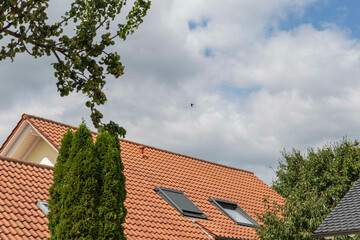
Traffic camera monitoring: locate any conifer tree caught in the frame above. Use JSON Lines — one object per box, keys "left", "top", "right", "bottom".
{"left": 48, "top": 129, "right": 74, "bottom": 239}
{"left": 55, "top": 124, "right": 101, "bottom": 239}
{"left": 48, "top": 124, "right": 128, "bottom": 239}
{"left": 96, "top": 130, "right": 127, "bottom": 239}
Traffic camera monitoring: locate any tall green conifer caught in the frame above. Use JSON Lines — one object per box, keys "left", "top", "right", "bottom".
{"left": 48, "top": 124, "right": 127, "bottom": 239}
{"left": 56, "top": 124, "right": 101, "bottom": 239}
{"left": 48, "top": 129, "right": 74, "bottom": 239}
{"left": 96, "top": 130, "right": 127, "bottom": 239}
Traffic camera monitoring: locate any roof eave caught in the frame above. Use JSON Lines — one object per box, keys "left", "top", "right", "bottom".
{"left": 0, "top": 115, "right": 59, "bottom": 160}
{"left": 0, "top": 114, "right": 27, "bottom": 154}
{"left": 312, "top": 229, "right": 360, "bottom": 238}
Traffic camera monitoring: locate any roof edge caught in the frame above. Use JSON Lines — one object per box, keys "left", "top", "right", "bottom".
{"left": 25, "top": 113, "right": 75, "bottom": 129}
{"left": 312, "top": 228, "right": 360, "bottom": 238}
{"left": 24, "top": 114, "right": 254, "bottom": 175}
{"left": 0, "top": 155, "right": 54, "bottom": 170}
{"left": 0, "top": 114, "right": 27, "bottom": 154}
{"left": 122, "top": 139, "right": 254, "bottom": 175}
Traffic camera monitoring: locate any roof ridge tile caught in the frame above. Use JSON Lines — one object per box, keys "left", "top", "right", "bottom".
{"left": 24, "top": 114, "right": 73, "bottom": 129}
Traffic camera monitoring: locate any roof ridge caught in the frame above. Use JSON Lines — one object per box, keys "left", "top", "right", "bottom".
{"left": 122, "top": 139, "right": 254, "bottom": 174}
{"left": 0, "top": 155, "right": 54, "bottom": 170}
{"left": 24, "top": 113, "right": 75, "bottom": 129}
{"left": 23, "top": 114, "right": 254, "bottom": 175}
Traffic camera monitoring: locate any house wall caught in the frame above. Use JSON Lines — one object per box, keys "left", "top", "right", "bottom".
{"left": 25, "top": 139, "right": 58, "bottom": 165}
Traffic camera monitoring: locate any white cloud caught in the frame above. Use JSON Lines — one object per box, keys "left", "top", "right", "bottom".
{"left": 2, "top": 0, "right": 360, "bottom": 185}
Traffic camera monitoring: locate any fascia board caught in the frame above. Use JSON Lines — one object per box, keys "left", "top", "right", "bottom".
{"left": 2, "top": 121, "right": 29, "bottom": 157}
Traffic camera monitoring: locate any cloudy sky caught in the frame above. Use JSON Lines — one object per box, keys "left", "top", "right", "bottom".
{"left": 1, "top": 0, "right": 360, "bottom": 185}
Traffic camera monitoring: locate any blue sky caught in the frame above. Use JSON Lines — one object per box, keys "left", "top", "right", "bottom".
{"left": 283, "top": 0, "right": 360, "bottom": 38}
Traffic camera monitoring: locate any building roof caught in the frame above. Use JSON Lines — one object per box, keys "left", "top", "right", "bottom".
{"left": 0, "top": 114, "right": 284, "bottom": 240}
{"left": 0, "top": 156, "right": 52, "bottom": 240}
{"left": 313, "top": 178, "right": 360, "bottom": 238}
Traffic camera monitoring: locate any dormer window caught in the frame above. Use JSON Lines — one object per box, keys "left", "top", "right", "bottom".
{"left": 209, "top": 197, "right": 259, "bottom": 227}
{"left": 36, "top": 201, "right": 49, "bottom": 215}
{"left": 155, "top": 186, "right": 207, "bottom": 219}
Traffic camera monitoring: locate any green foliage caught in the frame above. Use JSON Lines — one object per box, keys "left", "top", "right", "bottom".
{"left": 102, "top": 120, "right": 126, "bottom": 138}
{"left": 49, "top": 124, "right": 101, "bottom": 239}
{"left": 96, "top": 130, "right": 126, "bottom": 239}
{"left": 48, "top": 129, "right": 74, "bottom": 238}
{"left": 48, "top": 124, "right": 127, "bottom": 239}
{"left": 256, "top": 138, "right": 360, "bottom": 240}
{"left": 0, "top": 0, "right": 151, "bottom": 128}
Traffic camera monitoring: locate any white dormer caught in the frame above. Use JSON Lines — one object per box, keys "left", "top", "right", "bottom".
{"left": 1, "top": 120, "right": 58, "bottom": 165}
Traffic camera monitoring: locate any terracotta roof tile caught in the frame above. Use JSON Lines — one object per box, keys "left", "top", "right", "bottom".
{"left": 0, "top": 157, "right": 51, "bottom": 240}
{"left": 0, "top": 114, "right": 284, "bottom": 239}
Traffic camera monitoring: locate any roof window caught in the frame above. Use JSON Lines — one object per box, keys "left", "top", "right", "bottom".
{"left": 209, "top": 197, "right": 259, "bottom": 227}
{"left": 36, "top": 201, "right": 49, "bottom": 215}
{"left": 155, "top": 186, "right": 207, "bottom": 219}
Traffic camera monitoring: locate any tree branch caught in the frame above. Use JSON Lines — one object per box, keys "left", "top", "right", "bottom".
{"left": 0, "top": 22, "right": 15, "bottom": 34}
{"left": 52, "top": 48, "right": 61, "bottom": 63}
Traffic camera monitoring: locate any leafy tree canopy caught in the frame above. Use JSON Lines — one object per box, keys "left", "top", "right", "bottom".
{"left": 256, "top": 138, "right": 360, "bottom": 240}
{"left": 0, "top": 0, "right": 150, "bottom": 133}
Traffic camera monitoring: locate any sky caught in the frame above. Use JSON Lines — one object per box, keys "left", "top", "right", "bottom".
{"left": 1, "top": 0, "right": 360, "bottom": 185}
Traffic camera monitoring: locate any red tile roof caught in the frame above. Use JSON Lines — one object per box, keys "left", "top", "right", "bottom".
{"left": 0, "top": 156, "right": 52, "bottom": 240}
{"left": 0, "top": 114, "right": 284, "bottom": 239}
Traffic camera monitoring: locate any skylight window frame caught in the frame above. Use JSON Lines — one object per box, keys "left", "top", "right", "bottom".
{"left": 36, "top": 201, "right": 49, "bottom": 215}
{"left": 209, "top": 197, "right": 259, "bottom": 227}
{"left": 155, "top": 186, "right": 207, "bottom": 219}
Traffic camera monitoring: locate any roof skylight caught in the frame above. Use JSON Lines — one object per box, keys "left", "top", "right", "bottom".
{"left": 209, "top": 197, "right": 259, "bottom": 227}
{"left": 155, "top": 186, "right": 207, "bottom": 219}
{"left": 36, "top": 201, "right": 49, "bottom": 215}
